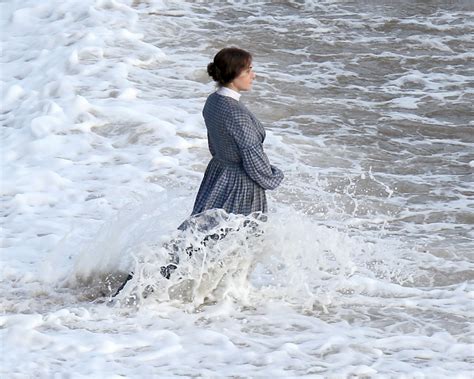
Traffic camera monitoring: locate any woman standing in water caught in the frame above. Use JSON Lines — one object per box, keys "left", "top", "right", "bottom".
{"left": 191, "top": 47, "right": 284, "bottom": 216}
{"left": 115, "top": 48, "right": 284, "bottom": 292}
{"left": 159, "top": 47, "right": 284, "bottom": 279}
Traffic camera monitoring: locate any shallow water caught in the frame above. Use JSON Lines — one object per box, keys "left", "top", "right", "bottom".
{"left": 1, "top": 0, "right": 473, "bottom": 377}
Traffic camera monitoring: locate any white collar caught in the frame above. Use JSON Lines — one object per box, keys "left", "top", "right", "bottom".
{"left": 216, "top": 86, "right": 241, "bottom": 101}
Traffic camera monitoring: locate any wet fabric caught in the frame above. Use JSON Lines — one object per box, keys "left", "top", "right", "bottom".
{"left": 191, "top": 92, "right": 283, "bottom": 216}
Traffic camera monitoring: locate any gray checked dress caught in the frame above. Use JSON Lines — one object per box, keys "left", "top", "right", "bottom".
{"left": 191, "top": 91, "right": 284, "bottom": 216}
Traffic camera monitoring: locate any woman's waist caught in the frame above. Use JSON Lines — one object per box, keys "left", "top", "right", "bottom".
{"left": 211, "top": 156, "right": 243, "bottom": 168}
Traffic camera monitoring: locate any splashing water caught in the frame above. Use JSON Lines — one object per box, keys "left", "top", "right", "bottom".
{"left": 65, "top": 193, "right": 417, "bottom": 314}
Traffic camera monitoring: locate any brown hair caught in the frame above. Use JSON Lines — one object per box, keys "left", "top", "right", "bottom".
{"left": 207, "top": 47, "right": 252, "bottom": 86}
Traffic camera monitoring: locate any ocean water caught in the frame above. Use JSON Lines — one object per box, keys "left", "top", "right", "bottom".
{"left": 1, "top": 0, "right": 473, "bottom": 377}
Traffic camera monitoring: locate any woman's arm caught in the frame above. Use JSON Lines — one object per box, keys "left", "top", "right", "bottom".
{"left": 229, "top": 111, "right": 284, "bottom": 190}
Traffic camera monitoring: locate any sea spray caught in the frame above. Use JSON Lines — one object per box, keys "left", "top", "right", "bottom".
{"left": 63, "top": 193, "right": 417, "bottom": 313}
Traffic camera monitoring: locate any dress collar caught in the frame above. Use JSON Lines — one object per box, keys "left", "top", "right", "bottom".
{"left": 216, "top": 86, "right": 241, "bottom": 101}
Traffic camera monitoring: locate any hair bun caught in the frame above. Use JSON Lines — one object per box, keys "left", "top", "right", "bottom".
{"left": 207, "top": 62, "right": 220, "bottom": 82}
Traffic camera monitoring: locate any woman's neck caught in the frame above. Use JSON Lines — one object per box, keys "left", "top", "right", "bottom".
{"left": 225, "top": 83, "right": 240, "bottom": 92}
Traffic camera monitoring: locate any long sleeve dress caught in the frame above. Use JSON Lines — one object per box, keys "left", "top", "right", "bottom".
{"left": 191, "top": 89, "right": 284, "bottom": 216}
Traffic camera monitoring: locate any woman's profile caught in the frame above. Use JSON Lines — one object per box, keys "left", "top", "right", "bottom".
{"left": 191, "top": 47, "right": 283, "bottom": 216}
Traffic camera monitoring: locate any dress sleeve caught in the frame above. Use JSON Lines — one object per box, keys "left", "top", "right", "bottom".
{"left": 229, "top": 111, "right": 284, "bottom": 190}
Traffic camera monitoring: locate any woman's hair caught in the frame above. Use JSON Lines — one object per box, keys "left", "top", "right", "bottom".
{"left": 207, "top": 47, "right": 252, "bottom": 86}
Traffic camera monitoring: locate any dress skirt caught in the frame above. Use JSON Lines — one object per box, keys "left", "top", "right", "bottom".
{"left": 192, "top": 157, "right": 267, "bottom": 216}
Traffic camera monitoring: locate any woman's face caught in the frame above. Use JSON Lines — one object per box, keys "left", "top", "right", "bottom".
{"left": 230, "top": 64, "right": 256, "bottom": 92}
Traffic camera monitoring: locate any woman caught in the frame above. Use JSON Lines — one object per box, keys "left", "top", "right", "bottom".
{"left": 191, "top": 47, "right": 284, "bottom": 216}
{"left": 115, "top": 48, "right": 284, "bottom": 291}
